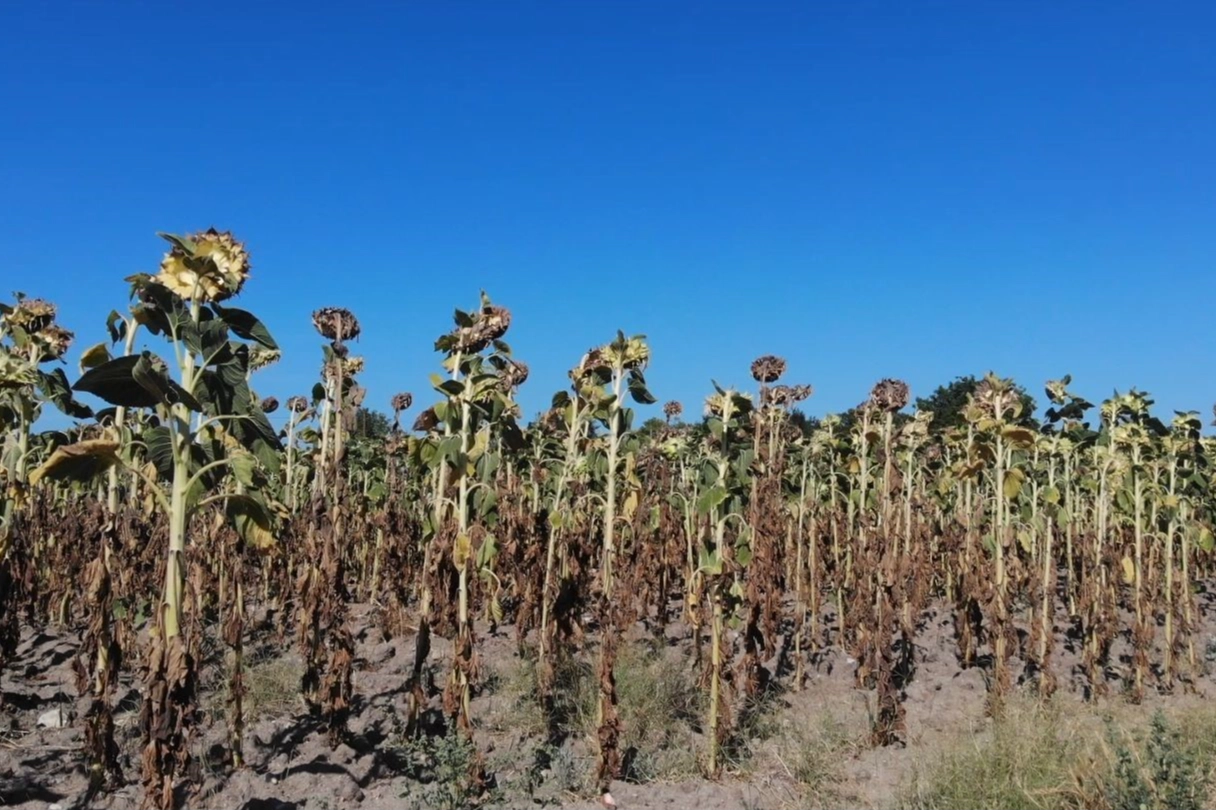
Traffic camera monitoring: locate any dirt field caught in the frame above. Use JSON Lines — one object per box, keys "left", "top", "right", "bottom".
{"left": 4, "top": 593, "right": 1216, "bottom": 810}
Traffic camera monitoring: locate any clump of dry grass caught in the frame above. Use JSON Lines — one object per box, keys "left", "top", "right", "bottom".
{"left": 769, "top": 713, "right": 862, "bottom": 807}
{"left": 243, "top": 653, "right": 305, "bottom": 721}
{"left": 902, "top": 693, "right": 1216, "bottom": 809}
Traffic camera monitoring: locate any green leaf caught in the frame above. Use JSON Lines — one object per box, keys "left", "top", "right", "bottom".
{"left": 696, "top": 485, "right": 728, "bottom": 516}
{"left": 130, "top": 280, "right": 188, "bottom": 339}
{"left": 229, "top": 448, "right": 258, "bottom": 488}
{"left": 132, "top": 352, "right": 202, "bottom": 411}
{"left": 628, "top": 370, "right": 656, "bottom": 405}
{"left": 105, "top": 311, "right": 126, "bottom": 344}
{"left": 212, "top": 304, "right": 278, "bottom": 350}
{"left": 144, "top": 427, "right": 174, "bottom": 479}
{"left": 157, "top": 232, "right": 198, "bottom": 254}
{"left": 79, "top": 342, "right": 112, "bottom": 372}
{"left": 74, "top": 355, "right": 159, "bottom": 408}
{"left": 38, "top": 369, "right": 93, "bottom": 419}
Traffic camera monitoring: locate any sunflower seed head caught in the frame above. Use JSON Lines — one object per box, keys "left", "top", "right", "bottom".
{"left": 391, "top": 392, "right": 414, "bottom": 413}
{"left": 35, "top": 324, "right": 74, "bottom": 361}
{"left": 157, "top": 229, "right": 250, "bottom": 303}
{"left": 869, "top": 378, "right": 910, "bottom": 412}
{"left": 312, "top": 307, "right": 361, "bottom": 342}
{"left": 502, "top": 360, "right": 529, "bottom": 390}
{"left": 451, "top": 302, "right": 512, "bottom": 353}
{"left": 5, "top": 298, "right": 58, "bottom": 333}
{"left": 750, "top": 355, "right": 786, "bottom": 384}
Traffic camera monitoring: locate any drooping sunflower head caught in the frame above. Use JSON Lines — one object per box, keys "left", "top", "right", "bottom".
{"left": 451, "top": 301, "right": 513, "bottom": 353}
{"left": 502, "top": 360, "right": 529, "bottom": 391}
{"left": 602, "top": 334, "right": 650, "bottom": 372}
{"left": 4, "top": 298, "right": 58, "bottom": 334}
{"left": 571, "top": 347, "right": 608, "bottom": 385}
{"left": 34, "top": 324, "right": 74, "bottom": 362}
{"left": 1044, "top": 376, "right": 1072, "bottom": 406}
{"left": 249, "top": 347, "right": 281, "bottom": 372}
{"left": 973, "top": 373, "right": 1018, "bottom": 421}
{"left": 260, "top": 396, "right": 280, "bottom": 414}
{"left": 869, "top": 378, "right": 910, "bottom": 413}
{"left": 156, "top": 229, "right": 250, "bottom": 303}
{"left": 391, "top": 392, "right": 414, "bottom": 413}
{"left": 766, "top": 383, "right": 813, "bottom": 409}
{"left": 287, "top": 395, "right": 309, "bottom": 413}
{"left": 704, "top": 388, "right": 752, "bottom": 419}
{"left": 413, "top": 406, "right": 440, "bottom": 433}
{"left": 750, "top": 355, "right": 786, "bottom": 384}
{"left": 312, "top": 307, "right": 361, "bottom": 343}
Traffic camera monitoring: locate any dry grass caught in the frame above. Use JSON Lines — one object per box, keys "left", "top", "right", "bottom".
{"left": 901, "top": 692, "right": 1216, "bottom": 809}
{"left": 243, "top": 653, "right": 305, "bottom": 721}
{"left": 484, "top": 640, "right": 706, "bottom": 785}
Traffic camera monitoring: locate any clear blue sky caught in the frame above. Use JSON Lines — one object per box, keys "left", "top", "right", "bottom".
{"left": 3, "top": 2, "right": 1213, "bottom": 425}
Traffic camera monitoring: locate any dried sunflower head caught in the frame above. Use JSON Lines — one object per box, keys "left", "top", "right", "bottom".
{"left": 260, "top": 396, "right": 280, "bottom": 414}
{"left": 451, "top": 302, "right": 513, "bottom": 353}
{"left": 602, "top": 334, "right": 650, "bottom": 372}
{"left": 4, "top": 298, "right": 57, "bottom": 333}
{"left": 312, "top": 307, "right": 361, "bottom": 342}
{"left": 34, "top": 324, "right": 74, "bottom": 361}
{"left": 704, "top": 389, "right": 752, "bottom": 419}
{"left": 750, "top": 355, "right": 786, "bottom": 384}
{"left": 321, "top": 355, "right": 364, "bottom": 382}
{"left": 156, "top": 229, "right": 250, "bottom": 303}
{"left": 869, "top": 378, "right": 910, "bottom": 413}
{"left": 413, "top": 406, "right": 439, "bottom": 433}
{"left": 249, "top": 347, "right": 281, "bottom": 372}
{"left": 1044, "top": 376, "right": 1072, "bottom": 405}
{"left": 287, "top": 395, "right": 309, "bottom": 413}
{"left": 539, "top": 407, "right": 565, "bottom": 434}
{"left": 571, "top": 347, "right": 608, "bottom": 384}
{"left": 391, "top": 392, "right": 414, "bottom": 413}
{"left": 766, "top": 383, "right": 813, "bottom": 409}
{"left": 502, "top": 360, "right": 529, "bottom": 390}
{"left": 973, "top": 374, "right": 1018, "bottom": 421}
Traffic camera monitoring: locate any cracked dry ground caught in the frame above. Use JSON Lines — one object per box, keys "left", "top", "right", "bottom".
{"left": 5, "top": 595, "right": 1216, "bottom": 810}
